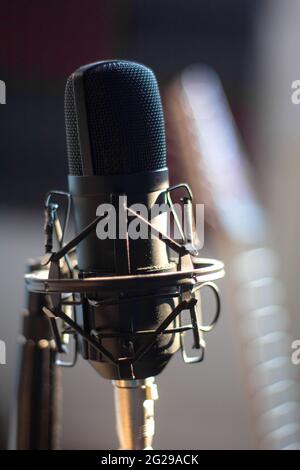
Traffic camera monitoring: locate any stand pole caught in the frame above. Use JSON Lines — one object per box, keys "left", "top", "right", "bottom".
{"left": 15, "top": 281, "right": 61, "bottom": 449}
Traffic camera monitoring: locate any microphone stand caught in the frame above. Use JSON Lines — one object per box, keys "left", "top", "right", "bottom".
{"left": 16, "top": 189, "right": 224, "bottom": 450}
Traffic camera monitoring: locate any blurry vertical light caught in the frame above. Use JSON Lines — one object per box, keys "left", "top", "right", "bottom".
{"left": 165, "top": 65, "right": 300, "bottom": 449}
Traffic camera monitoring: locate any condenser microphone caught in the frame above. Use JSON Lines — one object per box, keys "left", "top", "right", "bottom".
{"left": 64, "top": 61, "right": 183, "bottom": 385}
{"left": 64, "top": 61, "right": 181, "bottom": 449}
{"left": 19, "top": 60, "right": 224, "bottom": 450}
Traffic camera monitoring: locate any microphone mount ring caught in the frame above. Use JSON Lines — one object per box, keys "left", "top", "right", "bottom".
{"left": 27, "top": 262, "right": 223, "bottom": 376}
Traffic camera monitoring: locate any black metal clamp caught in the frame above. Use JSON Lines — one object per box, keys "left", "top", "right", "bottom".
{"left": 30, "top": 187, "right": 224, "bottom": 373}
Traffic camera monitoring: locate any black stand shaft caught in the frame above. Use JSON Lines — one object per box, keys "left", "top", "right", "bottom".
{"left": 15, "top": 290, "right": 61, "bottom": 449}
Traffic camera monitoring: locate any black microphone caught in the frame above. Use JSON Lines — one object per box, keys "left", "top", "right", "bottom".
{"left": 64, "top": 61, "right": 180, "bottom": 380}
{"left": 65, "top": 60, "right": 171, "bottom": 275}
{"left": 20, "top": 60, "right": 224, "bottom": 449}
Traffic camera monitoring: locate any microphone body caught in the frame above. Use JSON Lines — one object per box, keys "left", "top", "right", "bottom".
{"left": 18, "top": 60, "right": 224, "bottom": 450}
{"left": 65, "top": 61, "right": 180, "bottom": 380}
{"left": 15, "top": 59, "right": 225, "bottom": 451}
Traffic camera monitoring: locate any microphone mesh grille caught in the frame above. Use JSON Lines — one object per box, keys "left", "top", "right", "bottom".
{"left": 65, "top": 76, "right": 83, "bottom": 176}
{"left": 65, "top": 61, "right": 167, "bottom": 176}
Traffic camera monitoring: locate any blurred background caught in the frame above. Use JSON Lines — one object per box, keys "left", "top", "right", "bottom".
{"left": 1, "top": 0, "right": 300, "bottom": 450}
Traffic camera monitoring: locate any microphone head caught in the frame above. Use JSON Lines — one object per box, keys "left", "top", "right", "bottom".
{"left": 65, "top": 60, "right": 167, "bottom": 176}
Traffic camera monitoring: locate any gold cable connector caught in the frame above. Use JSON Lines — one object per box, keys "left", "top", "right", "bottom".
{"left": 112, "top": 377, "right": 158, "bottom": 450}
